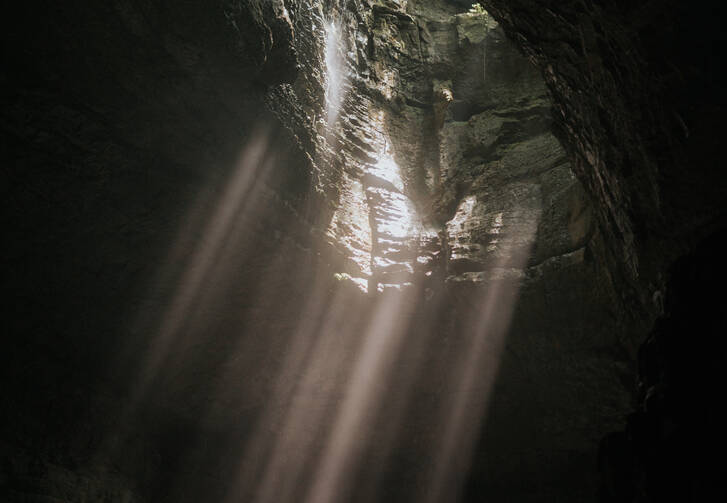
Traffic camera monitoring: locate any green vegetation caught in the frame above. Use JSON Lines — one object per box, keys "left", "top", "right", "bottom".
{"left": 468, "top": 3, "right": 486, "bottom": 15}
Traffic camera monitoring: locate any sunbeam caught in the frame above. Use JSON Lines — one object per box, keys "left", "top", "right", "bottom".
{"left": 324, "top": 20, "right": 345, "bottom": 126}
{"left": 132, "top": 128, "right": 274, "bottom": 402}
{"left": 423, "top": 207, "right": 540, "bottom": 503}
{"left": 107, "top": 5, "right": 562, "bottom": 503}
{"left": 303, "top": 288, "right": 419, "bottom": 503}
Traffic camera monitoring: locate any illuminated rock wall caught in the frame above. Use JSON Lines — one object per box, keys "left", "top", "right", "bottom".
{"left": 270, "top": 2, "right": 637, "bottom": 499}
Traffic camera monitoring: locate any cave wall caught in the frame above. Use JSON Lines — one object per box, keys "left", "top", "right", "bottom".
{"left": 475, "top": 0, "right": 727, "bottom": 500}
{"left": 481, "top": 0, "right": 727, "bottom": 304}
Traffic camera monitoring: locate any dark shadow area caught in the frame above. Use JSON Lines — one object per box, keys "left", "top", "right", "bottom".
{"left": 597, "top": 229, "right": 727, "bottom": 503}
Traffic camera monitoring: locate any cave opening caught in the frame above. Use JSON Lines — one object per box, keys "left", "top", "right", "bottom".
{"left": 3, "top": 0, "right": 726, "bottom": 502}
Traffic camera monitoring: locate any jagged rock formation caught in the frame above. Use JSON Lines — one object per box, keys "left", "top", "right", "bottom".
{"left": 481, "top": 0, "right": 727, "bottom": 302}
{"left": 2, "top": 0, "right": 725, "bottom": 502}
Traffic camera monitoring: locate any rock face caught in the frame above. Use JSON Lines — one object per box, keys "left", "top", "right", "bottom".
{"left": 473, "top": 2, "right": 727, "bottom": 500}
{"left": 481, "top": 0, "right": 727, "bottom": 299}
{"left": 2, "top": 0, "right": 725, "bottom": 502}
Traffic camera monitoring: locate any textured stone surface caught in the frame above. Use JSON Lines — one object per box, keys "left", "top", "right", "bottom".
{"left": 480, "top": 0, "right": 727, "bottom": 304}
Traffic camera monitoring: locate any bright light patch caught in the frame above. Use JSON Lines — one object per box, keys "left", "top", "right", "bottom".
{"left": 367, "top": 129, "right": 418, "bottom": 242}
{"left": 377, "top": 282, "right": 414, "bottom": 292}
{"left": 333, "top": 273, "right": 369, "bottom": 292}
{"left": 378, "top": 69, "right": 398, "bottom": 100}
{"left": 448, "top": 195, "right": 477, "bottom": 231}
{"left": 373, "top": 189, "right": 418, "bottom": 240}
{"left": 370, "top": 147, "right": 405, "bottom": 192}
{"left": 490, "top": 212, "right": 504, "bottom": 234}
{"left": 324, "top": 21, "right": 345, "bottom": 125}
{"left": 327, "top": 175, "right": 373, "bottom": 280}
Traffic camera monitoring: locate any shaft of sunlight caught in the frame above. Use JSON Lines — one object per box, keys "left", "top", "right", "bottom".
{"left": 242, "top": 283, "right": 360, "bottom": 503}
{"left": 124, "top": 127, "right": 273, "bottom": 413}
{"left": 324, "top": 21, "right": 345, "bottom": 126}
{"left": 423, "top": 207, "right": 540, "bottom": 503}
{"left": 304, "top": 290, "right": 417, "bottom": 503}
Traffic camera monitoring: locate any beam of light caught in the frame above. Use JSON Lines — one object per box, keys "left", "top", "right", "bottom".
{"left": 224, "top": 273, "right": 426, "bottom": 503}
{"left": 221, "top": 123, "right": 429, "bottom": 503}
{"left": 219, "top": 25, "right": 433, "bottom": 496}
{"left": 224, "top": 273, "right": 358, "bottom": 503}
{"left": 303, "top": 287, "right": 419, "bottom": 503}
{"left": 219, "top": 116, "right": 415, "bottom": 503}
{"left": 250, "top": 289, "right": 367, "bottom": 503}
{"left": 122, "top": 127, "right": 274, "bottom": 412}
{"left": 421, "top": 204, "right": 541, "bottom": 503}
{"left": 324, "top": 20, "right": 345, "bottom": 126}
{"left": 92, "top": 127, "right": 279, "bottom": 476}
{"left": 422, "top": 271, "right": 521, "bottom": 503}
{"left": 347, "top": 289, "right": 451, "bottom": 503}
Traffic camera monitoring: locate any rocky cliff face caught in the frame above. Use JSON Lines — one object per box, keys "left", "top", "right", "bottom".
{"left": 474, "top": 2, "right": 727, "bottom": 500}
{"left": 481, "top": 0, "right": 727, "bottom": 301}
{"left": 2, "top": 1, "right": 724, "bottom": 502}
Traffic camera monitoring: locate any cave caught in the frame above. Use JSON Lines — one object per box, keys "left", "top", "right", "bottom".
{"left": 2, "top": 0, "right": 726, "bottom": 502}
